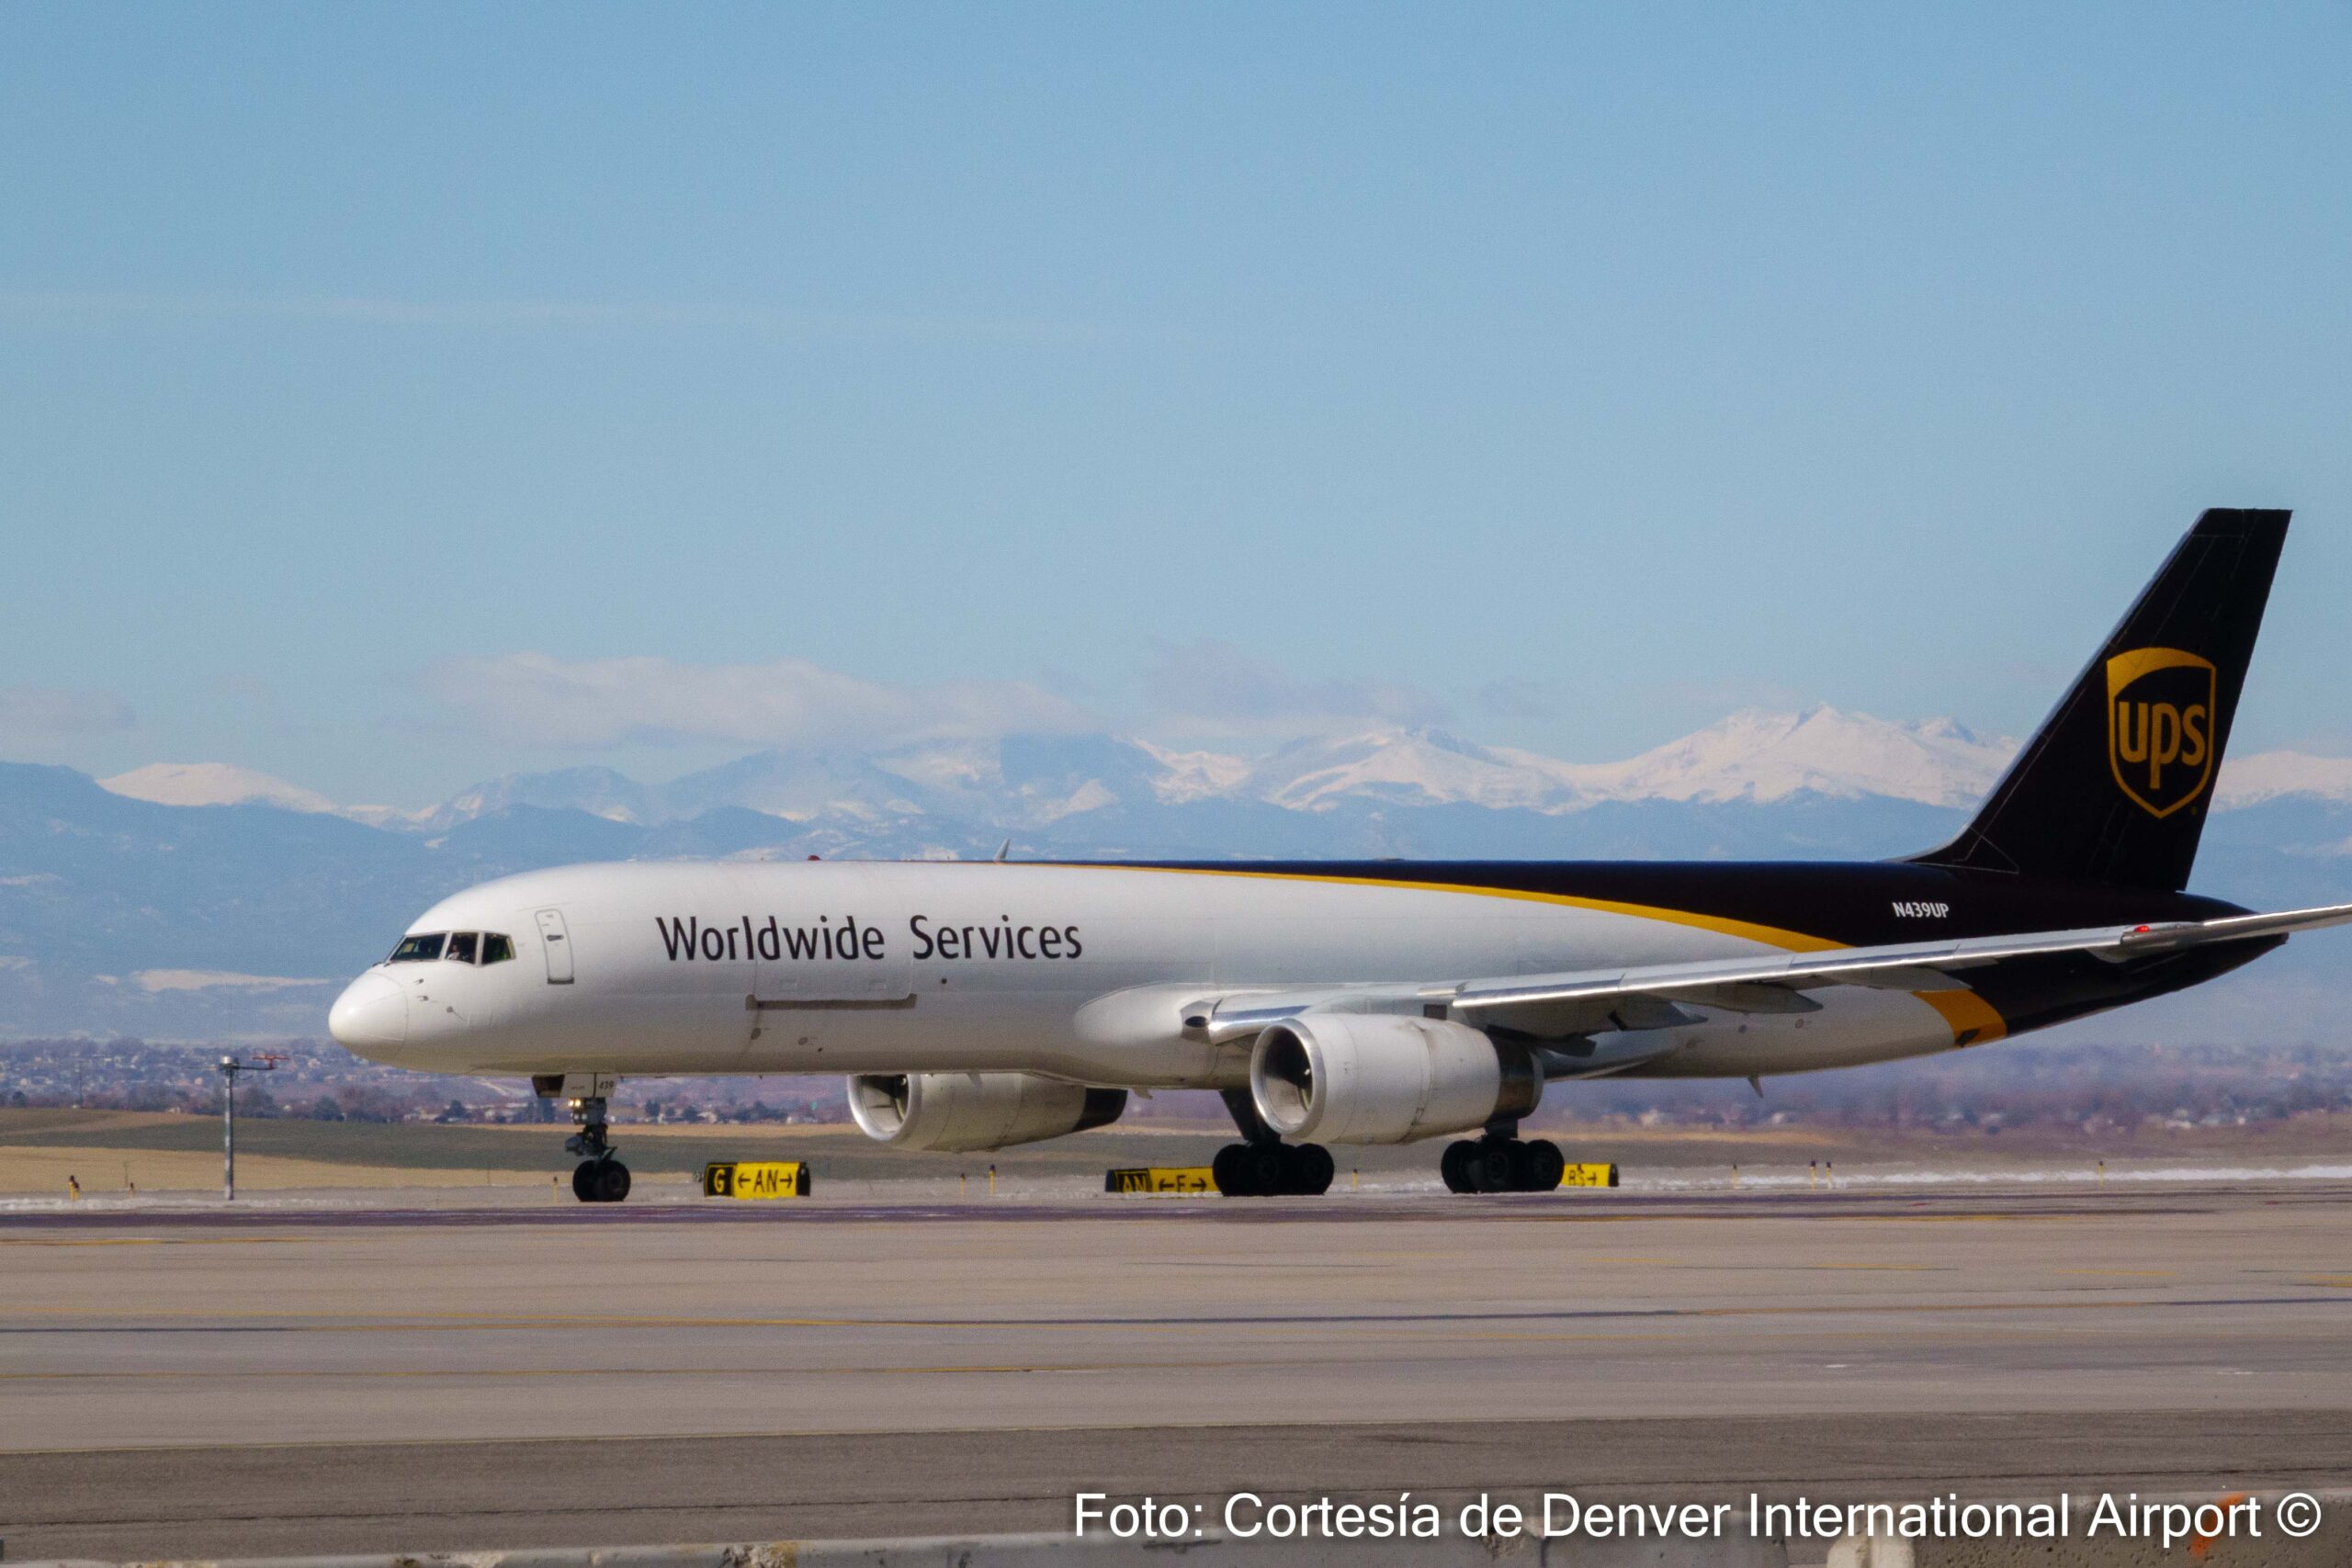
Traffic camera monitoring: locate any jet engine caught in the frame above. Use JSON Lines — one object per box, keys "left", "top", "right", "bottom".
{"left": 847, "top": 1071, "right": 1128, "bottom": 1153}
{"left": 1248, "top": 1013, "right": 1538, "bottom": 1145}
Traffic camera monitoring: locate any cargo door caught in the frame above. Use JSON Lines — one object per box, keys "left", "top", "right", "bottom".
{"left": 753, "top": 914, "right": 913, "bottom": 1007}
{"left": 535, "top": 908, "right": 575, "bottom": 985}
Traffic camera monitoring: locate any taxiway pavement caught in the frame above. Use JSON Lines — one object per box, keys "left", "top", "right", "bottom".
{"left": 3, "top": 1183, "right": 2347, "bottom": 1556}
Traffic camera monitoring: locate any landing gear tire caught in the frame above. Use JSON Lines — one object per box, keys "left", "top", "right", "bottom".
{"left": 1288, "top": 1143, "right": 1336, "bottom": 1195}
{"left": 1212, "top": 1142, "right": 1258, "bottom": 1197}
{"left": 571, "top": 1157, "right": 631, "bottom": 1203}
{"left": 1470, "top": 1141, "right": 1519, "bottom": 1193}
{"left": 1213, "top": 1141, "right": 1334, "bottom": 1197}
{"left": 1442, "top": 1136, "right": 1566, "bottom": 1194}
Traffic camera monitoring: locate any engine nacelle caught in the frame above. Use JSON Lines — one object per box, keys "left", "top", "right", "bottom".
{"left": 1249, "top": 1013, "right": 1537, "bottom": 1145}
{"left": 847, "top": 1071, "right": 1127, "bottom": 1153}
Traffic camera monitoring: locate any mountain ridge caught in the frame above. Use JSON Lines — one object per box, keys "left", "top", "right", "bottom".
{"left": 95, "top": 705, "right": 2352, "bottom": 833}
{"left": 17, "top": 708, "right": 2352, "bottom": 1037}
{"left": 6, "top": 764, "right": 2348, "bottom": 1044}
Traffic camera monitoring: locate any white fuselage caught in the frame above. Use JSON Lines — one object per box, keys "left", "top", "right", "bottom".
{"left": 330, "top": 860, "right": 1963, "bottom": 1089}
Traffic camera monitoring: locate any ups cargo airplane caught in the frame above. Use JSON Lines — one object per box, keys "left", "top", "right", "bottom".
{"left": 332, "top": 510, "right": 2351, "bottom": 1202}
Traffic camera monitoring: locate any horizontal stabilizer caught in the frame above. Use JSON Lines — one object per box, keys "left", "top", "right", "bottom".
{"left": 1189, "top": 900, "right": 2352, "bottom": 1046}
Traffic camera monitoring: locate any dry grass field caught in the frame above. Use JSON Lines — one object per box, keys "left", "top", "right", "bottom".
{"left": 3, "top": 1104, "right": 2348, "bottom": 1196}
{"left": 0, "top": 1108, "right": 1238, "bottom": 1194}
{"left": 0, "top": 1143, "right": 601, "bottom": 1195}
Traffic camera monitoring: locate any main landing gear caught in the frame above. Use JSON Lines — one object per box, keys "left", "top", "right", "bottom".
{"left": 1213, "top": 1140, "right": 1336, "bottom": 1198}
{"left": 1440, "top": 1131, "right": 1566, "bottom": 1194}
{"left": 1212, "top": 1087, "right": 1334, "bottom": 1197}
{"left": 544, "top": 1077, "right": 631, "bottom": 1203}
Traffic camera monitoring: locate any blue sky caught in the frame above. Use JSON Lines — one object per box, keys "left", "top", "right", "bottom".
{"left": 3, "top": 3, "right": 2348, "bottom": 807}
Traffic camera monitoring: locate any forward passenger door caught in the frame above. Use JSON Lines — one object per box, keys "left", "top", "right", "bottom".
{"left": 535, "top": 908, "right": 575, "bottom": 985}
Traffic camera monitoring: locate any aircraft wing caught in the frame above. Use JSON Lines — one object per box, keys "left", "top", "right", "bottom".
{"left": 1189, "top": 900, "right": 2352, "bottom": 1046}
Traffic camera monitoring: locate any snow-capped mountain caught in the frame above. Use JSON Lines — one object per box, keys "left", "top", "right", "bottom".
{"left": 1227, "top": 729, "right": 1577, "bottom": 812}
{"left": 101, "top": 707, "right": 2352, "bottom": 840}
{"left": 100, "top": 762, "right": 342, "bottom": 815}
{"left": 2215, "top": 750, "right": 2352, "bottom": 808}
{"left": 1568, "top": 708, "right": 2016, "bottom": 808}
{"left": 1134, "top": 739, "right": 1255, "bottom": 804}
{"left": 1204, "top": 709, "right": 2020, "bottom": 815}
{"left": 418, "top": 765, "right": 654, "bottom": 831}
{"left": 99, "top": 761, "right": 428, "bottom": 831}
{"left": 656, "top": 748, "right": 948, "bottom": 824}
{"left": 453, "top": 707, "right": 2007, "bottom": 824}
{"left": 22, "top": 703, "right": 2352, "bottom": 1035}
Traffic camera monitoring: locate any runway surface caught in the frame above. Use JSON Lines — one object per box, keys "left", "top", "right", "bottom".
{"left": 4, "top": 1183, "right": 2349, "bottom": 1557}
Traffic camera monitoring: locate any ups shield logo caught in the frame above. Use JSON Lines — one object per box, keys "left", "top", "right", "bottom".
{"left": 2106, "top": 647, "right": 2216, "bottom": 818}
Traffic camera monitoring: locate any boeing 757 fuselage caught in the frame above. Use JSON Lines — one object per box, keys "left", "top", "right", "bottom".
{"left": 330, "top": 511, "right": 2350, "bottom": 1201}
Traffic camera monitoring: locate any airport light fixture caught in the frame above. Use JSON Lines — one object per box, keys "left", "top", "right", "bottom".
{"left": 217, "top": 1054, "right": 282, "bottom": 1201}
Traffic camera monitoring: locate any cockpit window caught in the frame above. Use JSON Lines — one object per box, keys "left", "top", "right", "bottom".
{"left": 481, "top": 932, "right": 515, "bottom": 964}
{"left": 388, "top": 933, "right": 446, "bottom": 963}
{"left": 446, "top": 931, "right": 480, "bottom": 964}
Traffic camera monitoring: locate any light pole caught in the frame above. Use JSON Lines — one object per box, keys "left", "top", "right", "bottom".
{"left": 218, "top": 1055, "right": 279, "bottom": 1201}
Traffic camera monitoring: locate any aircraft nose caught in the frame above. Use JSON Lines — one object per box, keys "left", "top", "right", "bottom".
{"left": 329, "top": 973, "right": 408, "bottom": 1056}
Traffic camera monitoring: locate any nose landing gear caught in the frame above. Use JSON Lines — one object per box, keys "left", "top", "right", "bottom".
{"left": 536, "top": 1074, "right": 633, "bottom": 1204}
{"left": 570, "top": 1155, "right": 631, "bottom": 1203}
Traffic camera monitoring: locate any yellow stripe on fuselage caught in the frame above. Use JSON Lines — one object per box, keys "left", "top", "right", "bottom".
{"left": 1073, "top": 863, "right": 1844, "bottom": 952}
{"left": 1917, "top": 988, "right": 2008, "bottom": 1045}
{"left": 1064, "top": 863, "right": 2005, "bottom": 1046}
